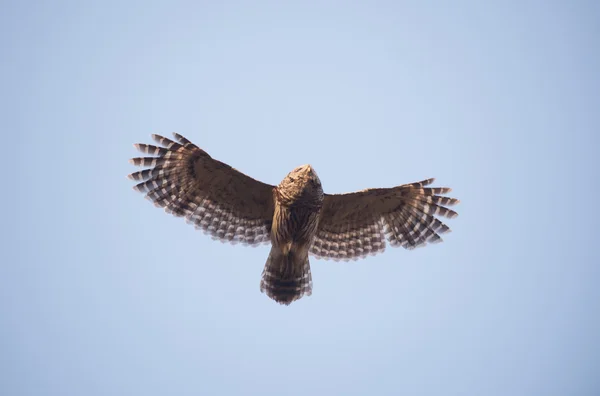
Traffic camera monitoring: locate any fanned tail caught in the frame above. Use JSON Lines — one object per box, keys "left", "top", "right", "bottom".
{"left": 260, "top": 247, "right": 312, "bottom": 305}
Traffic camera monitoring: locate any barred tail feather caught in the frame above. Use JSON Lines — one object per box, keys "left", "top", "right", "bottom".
{"left": 260, "top": 247, "right": 312, "bottom": 305}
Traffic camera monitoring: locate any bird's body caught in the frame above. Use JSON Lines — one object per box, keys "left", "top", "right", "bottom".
{"left": 129, "top": 133, "right": 459, "bottom": 305}
{"left": 262, "top": 165, "right": 323, "bottom": 304}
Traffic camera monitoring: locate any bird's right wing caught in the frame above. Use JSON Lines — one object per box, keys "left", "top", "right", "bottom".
{"left": 129, "top": 134, "right": 275, "bottom": 245}
{"left": 311, "top": 179, "right": 459, "bottom": 260}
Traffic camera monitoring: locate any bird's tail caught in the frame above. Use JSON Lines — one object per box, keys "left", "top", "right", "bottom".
{"left": 260, "top": 247, "right": 312, "bottom": 305}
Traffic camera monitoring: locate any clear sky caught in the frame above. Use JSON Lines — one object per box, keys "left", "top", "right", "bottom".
{"left": 2, "top": 1, "right": 599, "bottom": 395}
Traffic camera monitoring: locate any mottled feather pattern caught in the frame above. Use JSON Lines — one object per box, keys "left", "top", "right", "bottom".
{"left": 129, "top": 133, "right": 460, "bottom": 305}
{"left": 184, "top": 198, "right": 270, "bottom": 244}
{"left": 383, "top": 180, "right": 458, "bottom": 249}
{"left": 310, "top": 222, "right": 386, "bottom": 260}
{"left": 311, "top": 178, "right": 459, "bottom": 260}
{"left": 129, "top": 133, "right": 272, "bottom": 246}
{"left": 260, "top": 251, "right": 313, "bottom": 305}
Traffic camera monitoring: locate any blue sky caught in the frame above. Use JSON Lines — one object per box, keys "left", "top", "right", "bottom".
{"left": 2, "top": 1, "right": 599, "bottom": 395}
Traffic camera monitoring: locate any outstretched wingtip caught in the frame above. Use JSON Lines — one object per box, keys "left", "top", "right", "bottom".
{"left": 408, "top": 178, "right": 436, "bottom": 188}
{"left": 172, "top": 132, "right": 194, "bottom": 146}
{"left": 447, "top": 210, "right": 459, "bottom": 219}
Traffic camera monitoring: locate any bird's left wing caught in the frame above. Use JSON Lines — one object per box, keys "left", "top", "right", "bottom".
{"left": 311, "top": 179, "right": 459, "bottom": 260}
{"left": 129, "top": 133, "right": 275, "bottom": 245}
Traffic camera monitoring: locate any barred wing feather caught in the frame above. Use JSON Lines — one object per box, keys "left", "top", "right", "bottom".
{"left": 311, "top": 179, "right": 459, "bottom": 260}
{"left": 128, "top": 133, "right": 275, "bottom": 245}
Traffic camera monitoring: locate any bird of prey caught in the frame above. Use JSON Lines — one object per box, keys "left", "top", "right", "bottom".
{"left": 128, "top": 133, "right": 459, "bottom": 305}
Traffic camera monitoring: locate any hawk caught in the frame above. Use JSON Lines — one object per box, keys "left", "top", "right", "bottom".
{"left": 129, "top": 133, "right": 459, "bottom": 305}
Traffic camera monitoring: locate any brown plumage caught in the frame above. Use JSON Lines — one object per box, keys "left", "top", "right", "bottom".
{"left": 129, "top": 133, "right": 460, "bottom": 305}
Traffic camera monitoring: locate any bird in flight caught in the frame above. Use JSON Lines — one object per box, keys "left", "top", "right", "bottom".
{"left": 129, "top": 133, "right": 459, "bottom": 305}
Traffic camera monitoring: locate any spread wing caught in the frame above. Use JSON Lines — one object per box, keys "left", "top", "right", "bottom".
{"left": 311, "top": 179, "right": 459, "bottom": 260}
{"left": 129, "top": 133, "right": 275, "bottom": 245}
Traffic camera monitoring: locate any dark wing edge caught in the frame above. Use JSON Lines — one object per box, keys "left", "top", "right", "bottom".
{"left": 128, "top": 133, "right": 275, "bottom": 245}
{"left": 310, "top": 178, "right": 459, "bottom": 260}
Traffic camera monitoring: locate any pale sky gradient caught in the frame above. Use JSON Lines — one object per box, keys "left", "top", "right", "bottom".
{"left": 2, "top": 1, "right": 599, "bottom": 395}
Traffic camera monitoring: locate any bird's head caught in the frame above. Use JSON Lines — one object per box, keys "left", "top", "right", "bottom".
{"left": 288, "top": 164, "right": 321, "bottom": 186}
{"left": 278, "top": 164, "right": 323, "bottom": 205}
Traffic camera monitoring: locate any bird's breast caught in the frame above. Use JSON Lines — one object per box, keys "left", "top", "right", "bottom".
{"left": 271, "top": 201, "right": 321, "bottom": 248}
